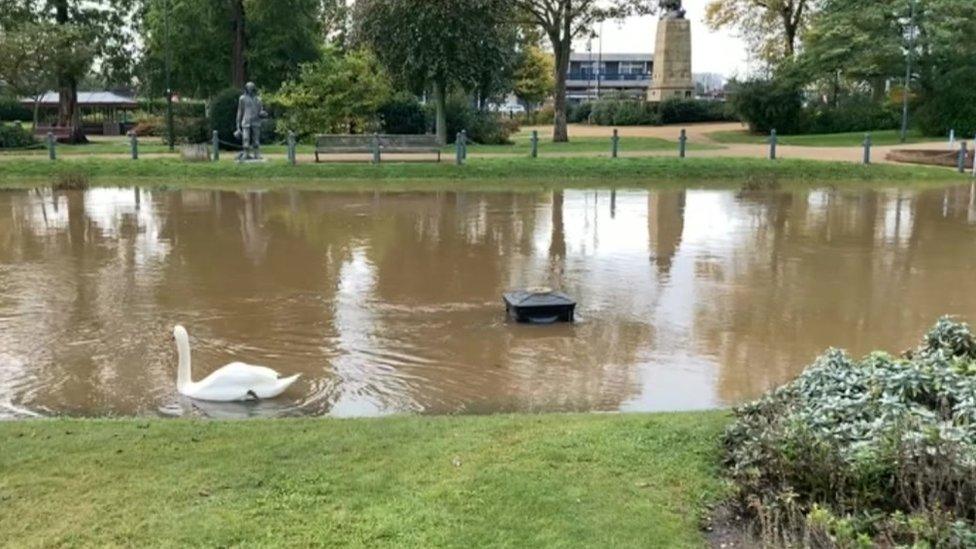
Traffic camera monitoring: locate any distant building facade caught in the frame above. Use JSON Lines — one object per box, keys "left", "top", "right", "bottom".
{"left": 566, "top": 53, "right": 653, "bottom": 103}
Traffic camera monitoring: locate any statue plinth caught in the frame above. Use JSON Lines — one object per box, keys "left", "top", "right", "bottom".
{"left": 648, "top": 17, "right": 693, "bottom": 102}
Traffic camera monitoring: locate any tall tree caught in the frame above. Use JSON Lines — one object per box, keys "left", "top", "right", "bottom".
{"left": 1, "top": 0, "right": 137, "bottom": 142}
{"left": 230, "top": 0, "right": 247, "bottom": 88}
{"left": 800, "top": 0, "right": 905, "bottom": 101}
{"left": 140, "top": 0, "right": 326, "bottom": 97}
{"left": 353, "top": 0, "right": 515, "bottom": 145}
{"left": 706, "top": 0, "right": 813, "bottom": 64}
{"left": 0, "top": 23, "right": 92, "bottom": 129}
{"left": 514, "top": 0, "right": 654, "bottom": 143}
{"left": 513, "top": 45, "right": 555, "bottom": 115}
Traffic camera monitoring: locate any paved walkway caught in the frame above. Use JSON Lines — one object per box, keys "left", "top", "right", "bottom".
{"left": 0, "top": 122, "right": 954, "bottom": 166}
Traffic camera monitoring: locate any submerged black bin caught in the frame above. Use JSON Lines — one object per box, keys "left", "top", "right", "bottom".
{"left": 503, "top": 288, "right": 576, "bottom": 323}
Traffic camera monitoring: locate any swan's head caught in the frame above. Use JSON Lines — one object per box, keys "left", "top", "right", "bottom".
{"left": 173, "top": 325, "right": 188, "bottom": 343}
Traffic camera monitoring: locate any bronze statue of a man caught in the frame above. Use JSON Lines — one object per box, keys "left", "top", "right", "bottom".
{"left": 235, "top": 81, "right": 267, "bottom": 161}
{"left": 659, "top": 0, "right": 685, "bottom": 19}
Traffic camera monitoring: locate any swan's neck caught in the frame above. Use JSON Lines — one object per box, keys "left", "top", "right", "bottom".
{"left": 176, "top": 333, "right": 192, "bottom": 390}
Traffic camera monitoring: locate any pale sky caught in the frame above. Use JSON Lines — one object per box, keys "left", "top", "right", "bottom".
{"left": 572, "top": 0, "right": 753, "bottom": 78}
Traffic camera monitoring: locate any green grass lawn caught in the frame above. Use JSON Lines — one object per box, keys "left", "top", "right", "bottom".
{"left": 0, "top": 412, "right": 729, "bottom": 548}
{"left": 0, "top": 155, "right": 967, "bottom": 191}
{"left": 707, "top": 128, "right": 935, "bottom": 147}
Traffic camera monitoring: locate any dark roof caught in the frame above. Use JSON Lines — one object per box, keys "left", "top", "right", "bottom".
{"left": 21, "top": 91, "right": 138, "bottom": 107}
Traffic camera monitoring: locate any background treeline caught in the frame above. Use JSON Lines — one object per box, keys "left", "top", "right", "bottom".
{"left": 713, "top": 0, "right": 976, "bottom": 136}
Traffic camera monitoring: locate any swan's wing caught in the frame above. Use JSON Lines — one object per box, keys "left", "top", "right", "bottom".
{"left": 195, "top": 362, "right": 282, "bottom": 389}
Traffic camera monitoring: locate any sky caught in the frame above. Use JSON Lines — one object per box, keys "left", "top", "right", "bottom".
{"left": 572, "top": 0, "right": 752, "bottom": 78}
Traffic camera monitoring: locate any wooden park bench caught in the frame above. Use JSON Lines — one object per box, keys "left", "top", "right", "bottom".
{"left": 34, "top": 126, "right": 73, "bottom": 141}
{"left": 314, "top": 134, "right": 441, "bottom": 163}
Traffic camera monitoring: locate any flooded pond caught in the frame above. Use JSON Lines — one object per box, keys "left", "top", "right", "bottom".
{"left": 2, "top": 184, "right": 976, "bottom": 418}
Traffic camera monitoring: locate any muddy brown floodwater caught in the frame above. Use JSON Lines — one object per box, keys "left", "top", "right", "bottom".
{"left": 2, "top": 185, "right": 976, "bottom": 418}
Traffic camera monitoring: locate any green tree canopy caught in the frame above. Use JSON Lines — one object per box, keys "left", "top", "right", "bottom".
{"left": 275, "top": 48, "right": 391, "bottom": 136}
{"left": 140, "top": 0, "right": 330, "bottom": 98}
{"left": 513, "top": 45, "right": 555, "bottom": 112}
{"left": 352, "top": 0, "right": 515, "bottom": 144}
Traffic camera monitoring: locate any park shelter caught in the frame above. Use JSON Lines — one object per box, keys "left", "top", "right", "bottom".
{"left": 21, "top": 91, "right": 138, "bottom": 136}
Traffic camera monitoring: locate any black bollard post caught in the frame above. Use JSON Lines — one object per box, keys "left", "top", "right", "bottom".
{"left": 455, "top": 132, "right": 464, "bottom": 165}
{"left": 461, "top": 130, "right": 468, "bottom": 160}
{"left": 129, "top": 131, "right": 138, "bottom": 160}
{"left": 679, "top": 129, "right": 687, "bottom": 158}
{"left": 212, "top": 130, "right": 220, "bottom": 162}
{"left": 769, "top": 129, "right": 778, "bottom": 160}
{"left": 959, "top": 142, "right": 968, "bottom": 174}
{"left": 611, "top": 128, "right": 619, "bottom": 159}
{"left": 530, "top": 130, "right": 538, "bottom": 158}
{"left": 47, "top": 132, "right": 56, "bottom": 161}
{"left": 863, "top": 133, "right": 871, "bottom": 165}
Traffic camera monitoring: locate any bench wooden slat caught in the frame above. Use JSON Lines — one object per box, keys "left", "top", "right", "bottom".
{"left": 314, "top": 134, "right": 441, "bottom": 163}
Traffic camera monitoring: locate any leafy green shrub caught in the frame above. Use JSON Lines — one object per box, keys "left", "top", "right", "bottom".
{"left": 659, "top": 98, "right": 735, "bottom": 124}
{"left": 0, "top": 97, "right": 31, "bottom": 121}
{"left": 0, "top": 122, "right": 35, "bottom": 149}
{"left": 568, "top": 102, "right": 592, "bottom": 124}
{"left": 444, "top": 94, "right": 516, "bottom": 144}
{"left": 136, "top": 98, "right": 207, "bottom": 119}
{"left": 916, "top": 66, "right": 976, "bottom": 137}
{"left": 728, "top": 78, "right": 804, "bottom": 134}
{"left": 132, "top": 112, "right": 209, "bottom": 144}
{"left": 804, "top": 95, "right": 900, "bottom": 134}
{"left": 724, "top": 318, "right": 976, "bottom": 547}
{"left": 588, "top": 98, "right": 658, "bottom": 126}
{"left": 209, "top": 88, "right": 242, "bottom": 149}
{"left": 378, "top": 94, "right": 428, "bottom": 134}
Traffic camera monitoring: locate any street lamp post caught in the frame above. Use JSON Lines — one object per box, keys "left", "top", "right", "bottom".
{"left": 164, "top": 0, "right": 175, "bottom": 152}
{"left": 900, "top": 0, "right": 917, "bottom": 144}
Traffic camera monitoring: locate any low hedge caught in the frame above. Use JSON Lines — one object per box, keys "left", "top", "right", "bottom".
{"left": 0, "top": 122, "right": 35, "bottom": 148}
{"left": 725, "top": 318, "right": 976, "bottom": 547}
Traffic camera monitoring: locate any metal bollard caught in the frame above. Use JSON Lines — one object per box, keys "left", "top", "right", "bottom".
{"left": 371, "top": 133, "right": 381, "bottom": 164}
{"left": 129, "top": 131, "right": 138, "bottom": 160}
{"left": 47, "top": 132, "right": 56, "bottom": 160}
{"left": 461, "top": 130, "right": 468, "bottom": 160}
{"left": 212, "top": 130, "right": 220, "bottom": 162}
{"left": 863, "top": 133, "right": 871, "bottom": 165}
{"left": 455, "top": 132, "right": 464, "bottom": 165}
{"left": 287, "top": 131, "right": 297, "bottom": 165}
{"left": 959, "top": 142, "right": 968, "bottom": 174}
{"left": 530, "top": 130, "right": 538, "bottom": 158}
{"left": 679, "top": 129, "right": 687, "bottom": 158}
{"left": 769, "top": 129, "right": 778, "bottom": 160}
{"left": 611, "top": 128, "right": 619, "bottom": 158}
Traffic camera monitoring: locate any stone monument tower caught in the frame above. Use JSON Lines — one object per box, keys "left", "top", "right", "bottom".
{"left": 648, "top": 0, "right": 694, "bottom": 102}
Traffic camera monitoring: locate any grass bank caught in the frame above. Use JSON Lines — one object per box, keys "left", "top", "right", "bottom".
{"left": 708, "top": 128, "right": 932, "bottom": 147}
{"left": 0, "top": 412, "right": 728, "bottom": 547}
{"left": 0, "top": 156, "right": 967, "bottom": 191}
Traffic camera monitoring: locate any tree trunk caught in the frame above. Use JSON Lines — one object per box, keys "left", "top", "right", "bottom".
{"left": 432, "top": 80, "right": 447, "bottom": 145}
{"left": 54, "top": 0, "right": 86, "bottom": 143}
{"left": 230, "top": 0, "right": 247, "bottom": 88}
{"left": 551, "top": 38, "right": 570, "bottom": 143}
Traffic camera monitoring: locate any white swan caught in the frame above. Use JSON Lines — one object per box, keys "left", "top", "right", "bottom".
{"left": 173, "top": 325, "right": 300, "bottom": 402}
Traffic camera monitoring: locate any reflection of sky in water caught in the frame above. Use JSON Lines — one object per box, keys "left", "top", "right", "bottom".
{"left": 3, "top": 185, "right": 976, "bottom": 418}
